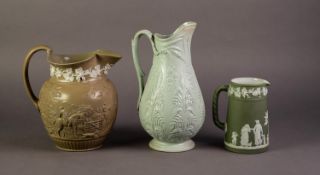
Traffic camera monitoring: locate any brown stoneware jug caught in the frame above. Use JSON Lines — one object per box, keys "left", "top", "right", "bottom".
{"left": 23, "top": 45, "right": 121, "bottom": 151}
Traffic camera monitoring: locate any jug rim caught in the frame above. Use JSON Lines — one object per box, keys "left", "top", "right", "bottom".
{"left": 154, "top": 21, "right": 197, "bottom": 41}
{"left": 48, "top": 49, "right": 121, "bottom": 66}
{"left": 231, "top": 77, "right": 270, "bottom": 86}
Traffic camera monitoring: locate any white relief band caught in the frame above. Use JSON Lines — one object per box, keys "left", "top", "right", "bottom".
{"left": 50, "top": 64, "right": 112, "bottom": 82}
{"left": 228, "top": 86, "right": 268, "bottom": 98}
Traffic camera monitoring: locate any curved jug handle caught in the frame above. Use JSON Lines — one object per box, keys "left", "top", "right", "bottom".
{"left": 23, "top": 45, "right": 51, "bottom": 111}
{"left": 212, "top": 85, "right": 229, "bottom": 130}
{"left": 131, "top": 30, "right": 157, "bottom": 110}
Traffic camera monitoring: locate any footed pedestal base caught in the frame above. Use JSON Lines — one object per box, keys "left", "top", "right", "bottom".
{"left": 149, "top": 139, "right": 195, "bottom": 152}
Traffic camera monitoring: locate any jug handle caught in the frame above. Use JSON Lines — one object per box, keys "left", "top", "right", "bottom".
{"left": 212, "top": 85, "right": 229, "bottom": 130}
{"left": 131, "top": 30, "right": 157, "bottom": 110}
{"left": 23, "top": 45, "right": 51, "bottom": 111}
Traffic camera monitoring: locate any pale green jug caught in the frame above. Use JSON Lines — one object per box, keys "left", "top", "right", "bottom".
{"left": 132, "top": 21, "right": 205, "bottom": 152}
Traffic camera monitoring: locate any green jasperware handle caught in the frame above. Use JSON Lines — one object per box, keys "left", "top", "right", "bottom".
{"left": 131, "top": 30, "right": 157, "bottom": 110}
{"left": 23, "top": 45, "right": 51, "bottom": 111}
{"left": 212, "top": 85, "right": 229, "bottom": 130}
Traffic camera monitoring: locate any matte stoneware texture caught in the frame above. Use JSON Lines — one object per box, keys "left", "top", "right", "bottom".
{"left": 132, "top": 22, "right": 205, "bottom": 152}
{"left": 23, "top": 45, "right": 121, "bottom": 151}
{"left": 212, "top": 77, "right": 270, "bottom": 154}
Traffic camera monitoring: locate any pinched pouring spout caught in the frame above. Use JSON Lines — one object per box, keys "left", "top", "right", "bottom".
{"left": 48, "top": 49, "right": 121, "bottom": 66}
{"left": 48, "top": 49, "right": 121, "bottom": 82}
{"left": 153, "top": 21, "right": 197, "bottom": 63}
{"left": 154, "top": 21, "right": 197, "bottom": 42}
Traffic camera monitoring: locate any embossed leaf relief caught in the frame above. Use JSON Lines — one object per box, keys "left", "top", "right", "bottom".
{"left": 169, "top": 88, "right": 198, "bottom": 142}
{"left": 50, "top": 64, "right": 112, "bottom": 82}
{"left": 141, "top": 69, "right": 167, "bottom": 140}
{"left": 143, "top": 87, "right": 199, "bottom": 143}
{"left": 40, "top": 104, "right": 113, "bottom": 139}
{"left": 184, "top": 67, "right": 205, "bottom": 117}
{"left": 144, "top": 90, "right": 165, "bottom": 139}
{"left": 228, "top": 86, "right": 268, "bottom": 98}
{"left": 142, "top": 67, "right": 202, "bottom": 143}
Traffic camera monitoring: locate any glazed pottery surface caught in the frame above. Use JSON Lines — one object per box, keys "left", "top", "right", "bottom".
{"left": 132, "top": 22, "right": 205, "bottom": 152}
{"left": 23, "top": 45, "right": 121, "bottom": 151}
{"left": 212, "top": 77, "right": 270, "bottom": 154}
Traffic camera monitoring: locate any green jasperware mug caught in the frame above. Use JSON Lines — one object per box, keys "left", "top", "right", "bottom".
{"left": 212, "top": 77, "right": 270, "bottom": 154}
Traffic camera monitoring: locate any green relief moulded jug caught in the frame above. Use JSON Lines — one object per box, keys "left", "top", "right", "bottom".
{"left": 212, "top": 77, "right": 271, "bottom": 154}
{"left": 132, "top": 21, "right": 205, "bottom": 152}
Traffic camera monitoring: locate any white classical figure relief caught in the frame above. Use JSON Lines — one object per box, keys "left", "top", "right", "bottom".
{"left": 227, "top": 117, "right": 269, "bottom": 149}
{"left": 231, "top": 131, "right": 238, "bottom": 145}
{"left": 262, "top": 135, "right": 266, "bottom": 145}
{"left": 253, "top": 120, "right": 264, "bottom": 146}
{"left": 264, "top": 111, "right": 269, "bottom": 126}
{"left": 240, "top": 124, "right": 252, "bottom": 147}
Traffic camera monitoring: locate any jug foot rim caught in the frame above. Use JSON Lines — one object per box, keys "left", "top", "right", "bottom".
{"left": 55, "top": 144, "right": 102, "bottom": 152}
{"left": 149, "top": 139, "right": 195, "bottom": 153}
{"left": 52, "top": 136, "right": 105, "bottom": 151}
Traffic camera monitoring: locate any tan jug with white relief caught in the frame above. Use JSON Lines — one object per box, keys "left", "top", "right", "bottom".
{"left": 23, "top": 45, "right": 121, "bottom": 151}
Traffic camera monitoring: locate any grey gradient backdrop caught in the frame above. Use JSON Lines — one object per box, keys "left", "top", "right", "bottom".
{"left": 1, "top": 0, "right": 320, "bottom": 174}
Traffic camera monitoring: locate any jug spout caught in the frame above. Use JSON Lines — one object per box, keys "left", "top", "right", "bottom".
{"left": 154, "top": 21, "right": 197, "bottom": 41}
{"left": 47, "top": 49, "right": 121, "bottom": 67}
{"left": 173, "top": 21, "right": 197, "bottom": 36}
{"left": 94, "top": 49, "right": 121, "bottom": 66}
{"left": 263, "top": 79, "right": 271, "bottom": 86}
